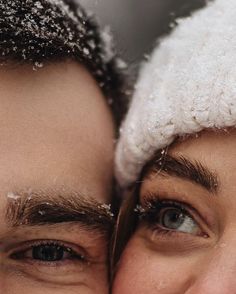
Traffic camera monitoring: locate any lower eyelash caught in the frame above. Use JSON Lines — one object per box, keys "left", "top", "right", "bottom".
{"left": 149, "top": 226, "right": 176, "bottom": 236}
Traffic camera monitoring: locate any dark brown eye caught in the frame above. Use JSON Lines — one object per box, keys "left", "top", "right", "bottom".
{"left": 32, "top": 245, "right": 65, "bottom": 262}
{"left": 11, "top": 241, "right": 85, "bottom": 263}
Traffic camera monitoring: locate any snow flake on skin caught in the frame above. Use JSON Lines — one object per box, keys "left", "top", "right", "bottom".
{"left": 7, "top": 192, "right": 21, "bottom": 201}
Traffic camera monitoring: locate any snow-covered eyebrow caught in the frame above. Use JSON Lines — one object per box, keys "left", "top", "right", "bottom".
{"left": 5, "top": 189, "right": 114, "bottom": 236}
{"left": 142, "top": 153, "right": 219, "bottom": 194}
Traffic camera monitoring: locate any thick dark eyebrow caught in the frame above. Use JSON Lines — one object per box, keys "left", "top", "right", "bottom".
{"left": 142, "top": 153, "right": 219, "bottom": 193}
{"left": 5, "top": 189, "right": 114, "bottom": 236}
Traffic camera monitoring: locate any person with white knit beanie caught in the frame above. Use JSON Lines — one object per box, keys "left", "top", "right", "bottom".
{"left": 112, "top": 0, "right": 236, "bottom": 293}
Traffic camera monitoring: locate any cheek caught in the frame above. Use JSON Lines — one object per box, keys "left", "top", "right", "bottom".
{"left": 112, "top": 238, "right": 195, "bottom": 294}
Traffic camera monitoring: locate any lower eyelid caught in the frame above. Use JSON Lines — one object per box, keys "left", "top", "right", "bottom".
{"left": 8, "top": 251, "right": 91, "bottom": 276}
{"left": 152, "top": 224, "right": 207, "bottom": 238}
{"left": 5, "top": 259, "right": 90, "bottom": 286}
{"left": 19, "top": 257, "right": 87, "bottom": 268}
{"left": 142, "top": 230, "right": 211, "bottom": 255}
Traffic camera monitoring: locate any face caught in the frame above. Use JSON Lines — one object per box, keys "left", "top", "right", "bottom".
{"left": 113, "top": 129, "right": 236, "bottom": 294}
{"left": 0, "top": 61, "right": 114, "bottom": 294}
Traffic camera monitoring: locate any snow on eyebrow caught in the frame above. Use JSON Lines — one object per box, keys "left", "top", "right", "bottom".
{"left": 5, "top": 188, "right": 115, "bottom": 235}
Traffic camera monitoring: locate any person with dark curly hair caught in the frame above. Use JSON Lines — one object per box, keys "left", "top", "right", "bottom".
{"left": 0, "top": 0, "right": 127, "bottom": 293}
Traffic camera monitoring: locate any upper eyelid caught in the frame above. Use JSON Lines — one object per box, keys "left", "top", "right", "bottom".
{"left": 139, "top": 200, "right": 191, "bottom": 219}
{"left": 3, "top": 220, "right": 109, "bottom": 248}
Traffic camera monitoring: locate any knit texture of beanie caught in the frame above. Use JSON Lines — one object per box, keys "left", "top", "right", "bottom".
{"left": 116, "top": 0, "right": 236, "bottom": 188}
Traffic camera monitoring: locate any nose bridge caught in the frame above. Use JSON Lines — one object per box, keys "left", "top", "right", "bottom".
{"left": 187, "top": 243, "right": 236, "bottom": 294}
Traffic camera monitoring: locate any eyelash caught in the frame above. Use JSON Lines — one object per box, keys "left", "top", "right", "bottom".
{"left": 10, "top": 240, "right": 88, "bottom": 266}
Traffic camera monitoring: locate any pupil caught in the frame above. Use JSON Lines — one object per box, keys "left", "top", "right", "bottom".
{"left": 162, "top": 209, "right": 185, "bottom": 229}
{"left": 32, "top": 245, "right": 64, "bottom": 261}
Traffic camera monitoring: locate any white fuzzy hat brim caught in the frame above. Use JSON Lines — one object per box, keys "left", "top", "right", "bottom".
{"left": 116, "top": 0, "right": 236, "bottom": 188}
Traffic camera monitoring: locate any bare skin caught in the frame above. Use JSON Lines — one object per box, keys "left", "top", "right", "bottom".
{"left": 0, "top": 61, "right": 114, "bottom": 293}
{"left": 113, "top": 129, "right": 236, "bottom": 294}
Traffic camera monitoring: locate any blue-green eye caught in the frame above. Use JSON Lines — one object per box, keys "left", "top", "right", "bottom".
{"left": 140, "top": 199, "right": 203, "bottom": 236}
{"left": 158, "top": 207, "right": 200, "bottom": 234}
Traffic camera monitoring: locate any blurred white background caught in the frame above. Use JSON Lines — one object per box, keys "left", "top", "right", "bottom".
{"left": 79, "top": 0, "right": 207, "bottom": 70}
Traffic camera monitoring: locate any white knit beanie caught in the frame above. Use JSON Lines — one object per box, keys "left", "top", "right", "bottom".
{"left": 116, "top": 0, "right": 236, "bottom": 188}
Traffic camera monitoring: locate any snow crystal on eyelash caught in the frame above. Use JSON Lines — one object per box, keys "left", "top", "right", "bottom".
{"left": 134, "top": 204, "right": 146, "bottom": 214}
{"left": 7, "top": 192, "right": 21, "bottom": 200}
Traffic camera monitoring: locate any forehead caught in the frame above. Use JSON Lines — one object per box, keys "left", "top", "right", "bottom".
{"left": 0, "top": 62, "right": 115, "bottom": 206}
{"left": 170, "top": 129, "right": 236, "bottom": 159}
